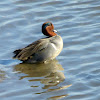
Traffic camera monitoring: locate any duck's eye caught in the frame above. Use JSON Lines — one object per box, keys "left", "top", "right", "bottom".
{"left": 47, "top": 23, "right": 52, "bottom": 26}
{"left": 42, "top": 22, "right": 52, "bottom": 30}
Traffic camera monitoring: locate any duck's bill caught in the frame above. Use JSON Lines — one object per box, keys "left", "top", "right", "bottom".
{"left": 53, "top": 30, "right": 58, "bottom": 33}
{"left": 53, "top": 30, "right": 60, "bottom": 34}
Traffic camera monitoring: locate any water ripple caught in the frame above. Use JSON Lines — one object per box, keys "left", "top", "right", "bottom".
{"left": 0, "top": 0, "right": 100, "bottom": 100}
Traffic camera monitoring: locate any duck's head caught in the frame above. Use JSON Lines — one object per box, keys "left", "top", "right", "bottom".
{"left": 42, "top": 22, "right": 57, "bottom": 37}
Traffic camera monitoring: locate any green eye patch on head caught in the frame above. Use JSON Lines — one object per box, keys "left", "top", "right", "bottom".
{"left": 42, "top": 22, "right": 52, "bottom": 30}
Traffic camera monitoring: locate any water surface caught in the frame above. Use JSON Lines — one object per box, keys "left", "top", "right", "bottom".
{"left": 0, "top": 0, "right": 100, "bottom": 100}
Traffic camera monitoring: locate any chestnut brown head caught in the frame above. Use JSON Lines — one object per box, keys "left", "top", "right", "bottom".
{"left": 42, "top": 22, "right": 57, "bottom": 37}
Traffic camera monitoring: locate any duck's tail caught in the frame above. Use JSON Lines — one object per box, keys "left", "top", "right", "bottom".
{"left": 13, "top": 49, "right": 22, "bottom": 59}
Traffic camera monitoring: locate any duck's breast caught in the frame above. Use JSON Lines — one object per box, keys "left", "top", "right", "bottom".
{"left": 28, "top": 35, "right": 63, "bottom": 63}
{"left": 49, "top": 35, "right": 63, "bottom": 57}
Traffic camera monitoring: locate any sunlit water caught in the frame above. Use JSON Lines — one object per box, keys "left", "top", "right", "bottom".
{"left": 0, "top": 0, "right": 100, "bottom": 100}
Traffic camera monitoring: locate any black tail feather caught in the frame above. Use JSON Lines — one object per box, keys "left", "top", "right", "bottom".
{"left": 13, "top": 49, "right": 22, "bottom": 58}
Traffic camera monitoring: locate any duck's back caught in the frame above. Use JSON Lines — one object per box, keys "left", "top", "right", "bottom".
{"left": 13, "top": 35, "right": 63, "bottom": 63}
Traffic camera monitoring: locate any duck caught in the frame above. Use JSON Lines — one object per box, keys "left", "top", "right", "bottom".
{"left": 13, "top": 22, "right": 63, "bottom": 63}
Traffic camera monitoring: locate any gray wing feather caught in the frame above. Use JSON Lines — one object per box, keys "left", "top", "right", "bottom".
{"left": 14, "top": 39, "right": 48, "bottom": 61}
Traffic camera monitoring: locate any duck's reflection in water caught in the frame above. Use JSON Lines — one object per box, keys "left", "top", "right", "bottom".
{"left": 0, "top": 69, "right": 6, "bottom": 82}
{"left": 14, "top": 60, "right": 65, "bottom": 89}
{"left": 14, "top": 60, "right": 72, "bottom": 99}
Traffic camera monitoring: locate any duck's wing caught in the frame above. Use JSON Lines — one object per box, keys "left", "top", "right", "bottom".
{"left": 13, "top": 39, "right": 49, "bottom": 61}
